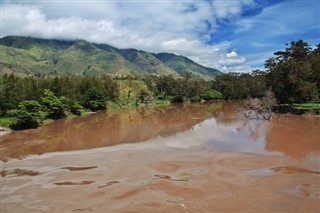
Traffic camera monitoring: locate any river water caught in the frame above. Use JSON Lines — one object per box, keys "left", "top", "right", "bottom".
{"left": 1, "top": 102, "right": 319, "bottom": 212}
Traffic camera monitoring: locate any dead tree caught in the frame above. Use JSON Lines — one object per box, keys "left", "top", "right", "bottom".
{"left": 244, "top": 89, "right": 277, "bottom": 120}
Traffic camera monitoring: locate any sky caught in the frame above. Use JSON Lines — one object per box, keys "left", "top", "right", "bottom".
{"left": 1, "top": 0, "right": 319, "bottom": 73}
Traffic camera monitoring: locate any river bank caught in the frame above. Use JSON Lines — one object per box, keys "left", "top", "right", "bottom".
{"left": 274, "top": 102, "right": 320, "bottom": 115}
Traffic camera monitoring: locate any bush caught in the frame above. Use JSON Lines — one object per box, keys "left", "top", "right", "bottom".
{"left": 83, "top": 87, "right": 106, "bottom": 111}
{"left": 203, "top": 89, "right": 223, "bottom": 100}
{"left": 137, "top": 88, "right": 152, "bottom": 104}
{"left": 9, "top": 100, "right": 46, "bottom": 129}
{"left": 40, "top": 89, "right": 66, "bottom": 119}
{"left": 190, "top": 96, "right": 201, "bottom": 102}
{"left": 68, "top": 101, "right": 84, "bottom": 115}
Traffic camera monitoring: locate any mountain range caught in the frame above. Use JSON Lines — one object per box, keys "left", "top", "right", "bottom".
{"left": 0, "top": 36, "right": 222, "bottom": 79}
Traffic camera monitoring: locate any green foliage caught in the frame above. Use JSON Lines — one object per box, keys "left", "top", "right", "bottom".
{"left": 266, "top": 40, "right": 319, "bottom": 103}
{"left": 9, "top": 100, "right": 46, "bottom": 130}
{"left": 0, "top": 117, "right": 17, "bottom": 127}
{"left": 137, "top": 88, "right": 152, "bottom": 104}
{"left": 203, "top": 89, "right": 223, "bottom": 100}
{"left": 189, "top": 96, "right": 201, "bottom": 102}
{"left": 144, "top": 72, "right": 216, "bottom": 102}
{"left": 0, "top": 74, "right": 119, "bottom": 114}
{"left": 68, "top": 101, "right": 84, "bottom": 116}
{"left": 83, "top": 87, "right": 107, "bottom": 111}
{"left": 116, "top": 79, "right": 150, "bottom": 107}
{"left": 40, "top": 89, "right": 66, "bottom": 119}
{"left": 151, "top": 99, "right": 170, "bottom": 107}
{"left": 293, "top": 102, "right": 320, "bottom": 110}
{"left": 213, "top": 71, "right": 267, "bottom": 99}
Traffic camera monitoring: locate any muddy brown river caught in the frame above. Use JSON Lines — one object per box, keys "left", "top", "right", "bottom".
{"left": 1, "top": 102, "right": 319, "bottom": 212}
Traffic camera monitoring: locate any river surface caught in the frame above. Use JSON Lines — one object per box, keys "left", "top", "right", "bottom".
{"left": 1, "top": 102, "right": 320, "bottom": 212}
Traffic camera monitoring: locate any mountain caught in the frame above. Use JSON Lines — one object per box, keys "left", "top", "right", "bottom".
{"left": 0, "top": 36, "right": 222, "bottom": 79}
{"left": 118, "top": 49, "right": 178, "bottom": 76}
{"left": 155, "top": 53, "right": 222, "bottom": 79}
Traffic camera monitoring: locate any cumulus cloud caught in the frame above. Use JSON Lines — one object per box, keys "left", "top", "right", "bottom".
{"left": 1, "top": 1, "right": 264, "bottom": 72}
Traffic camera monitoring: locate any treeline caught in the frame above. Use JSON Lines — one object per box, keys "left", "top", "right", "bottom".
{"left": 0, "top": 75, "right": 119, "bottom": 129}
{"left": 144, "top": 72, "right": 222, "bottom": 102}
{"left": 213, "top": 70, "right": 267, "bottom": 99}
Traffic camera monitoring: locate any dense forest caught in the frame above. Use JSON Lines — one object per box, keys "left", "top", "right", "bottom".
{"left": 0, "top": 40, "right": 319, "bottom": 129}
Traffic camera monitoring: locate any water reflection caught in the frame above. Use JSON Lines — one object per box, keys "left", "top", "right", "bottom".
{"left": 1, "top": 102, "right": 320, "bottom": 212}
{"left": 0, "top": 103, "right": 217, "bottom": 161}
{"left": 265, "top": 114, "right": 320, "bottom": 159}
{"left": 209, "top": 104, "right": 320, "bottom": 160}
{"left": 1, "top": 101, "right": 319, "bottom": 161}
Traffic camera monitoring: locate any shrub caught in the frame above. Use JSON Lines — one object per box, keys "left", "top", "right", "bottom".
{"left": 9, "top": 100, "right": 46, "bottom": 129}
{"left": 40, "top": 89, "right": 66, "bottom": 119}
{"left": 83, "top": 87, "right": 106, "bottom": 111}
{"left": 203, "top": 89, "right": 223, "bottom": 100}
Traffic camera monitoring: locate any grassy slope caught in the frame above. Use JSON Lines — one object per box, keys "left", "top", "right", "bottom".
{"left": 0, "top": 36, "right": 222, "bottom": 79}
{"left": 56, "top": 41, "right": 141, "bottom": 76}
{"left": 0, "top": 45, "right": 54, "bottom": 76}
{"left": 155, "top": 53, "right": 222, "bottom": 79}
{"left": 119, "top": 49, "right": 178, "bottom": 76}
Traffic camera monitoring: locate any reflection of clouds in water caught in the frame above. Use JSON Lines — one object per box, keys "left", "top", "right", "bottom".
{"left": 205, "top": 118, "right": 277, "bottom": 155}
{"left": 146, "top": 117, "right": 279, "bottom": 156}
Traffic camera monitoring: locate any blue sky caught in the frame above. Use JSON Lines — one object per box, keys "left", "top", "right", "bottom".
{"left": 1, "top": 0, "right": 319, "bottom": 72}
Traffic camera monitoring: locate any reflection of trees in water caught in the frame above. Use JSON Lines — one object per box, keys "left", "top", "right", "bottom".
{"left": 213, "top": 109, "right": 319, "bottom": 160}
{"left": 212, "top": 100, "right": 245, "bottom": 123}
{"left": 1, "top": 104, "right": 213, "bottom": 160}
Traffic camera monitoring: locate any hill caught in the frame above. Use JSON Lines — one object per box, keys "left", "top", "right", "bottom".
{"left": 0, "top": 36, "right": 222, "bottom": 79}
{"left": 155, "top": 53, "right": 222, "bottom": 79}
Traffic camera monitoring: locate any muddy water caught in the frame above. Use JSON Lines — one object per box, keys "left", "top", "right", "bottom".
{"left": 1, "top": 102, "right": 320, "bottom": 212}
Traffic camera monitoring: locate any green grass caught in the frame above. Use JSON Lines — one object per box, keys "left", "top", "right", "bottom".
{"left": 150, "top": 99, "right": 170, "bottom": 106}
{"left": 293, "top": 102, "right": 320, "bottom": 110}
{"left": 0, "top": 117, "right": 17, "bottom": 127}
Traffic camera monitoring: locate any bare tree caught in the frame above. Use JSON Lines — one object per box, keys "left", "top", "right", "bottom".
{"left": 244, "top": 88, "right": 277, "bottom": 120}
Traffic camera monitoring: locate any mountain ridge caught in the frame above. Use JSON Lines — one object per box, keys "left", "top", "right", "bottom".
{"left": 0, "top": 36, "right": 223, "bottom": 79}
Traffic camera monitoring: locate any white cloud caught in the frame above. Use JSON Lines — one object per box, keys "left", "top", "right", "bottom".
{"left": 220, "top": 51, "right": 245, "bottom": 65}
{"left": 221, "top": 65, "right": 253, "bottom": 73}
{"left": 213, "top": 0, "right": 255, "bottom": 19}
{"left": 1, "top": 1, "right": 259, "bottom": 72}
{"left": 227, "top": 51, "right": 238, "bottom": 58}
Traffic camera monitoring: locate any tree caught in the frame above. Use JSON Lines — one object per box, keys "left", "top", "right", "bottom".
{"left": 83, "top": 87, "right": 107, "bottom": 111}
{"left": 266, "top": 40, "right": 318, "bottom": 103}
{"left": 40, "top": 89, "right": 66, "bottom": 119}
{"left": 244, "top": 88, "right": 277, "bottom": 120}
{"left": 137, "top": 88, "right": 152, "bottom": 105}
{"left": 202, "top": 89, "right": 222, "bottom": 100}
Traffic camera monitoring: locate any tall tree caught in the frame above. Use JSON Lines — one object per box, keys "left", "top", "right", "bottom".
{"left": 266, "top": 40, "right": 319, "bottom": 103}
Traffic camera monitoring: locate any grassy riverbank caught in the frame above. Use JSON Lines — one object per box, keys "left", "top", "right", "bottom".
{"left": 0, "top": 117, "right": 17, "bottom": 127}
{"left": 274, "top": 101, "right": 320, "bottom": 115}
{"left": 293, "top": 102, "right": 320, "bottom": 114}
